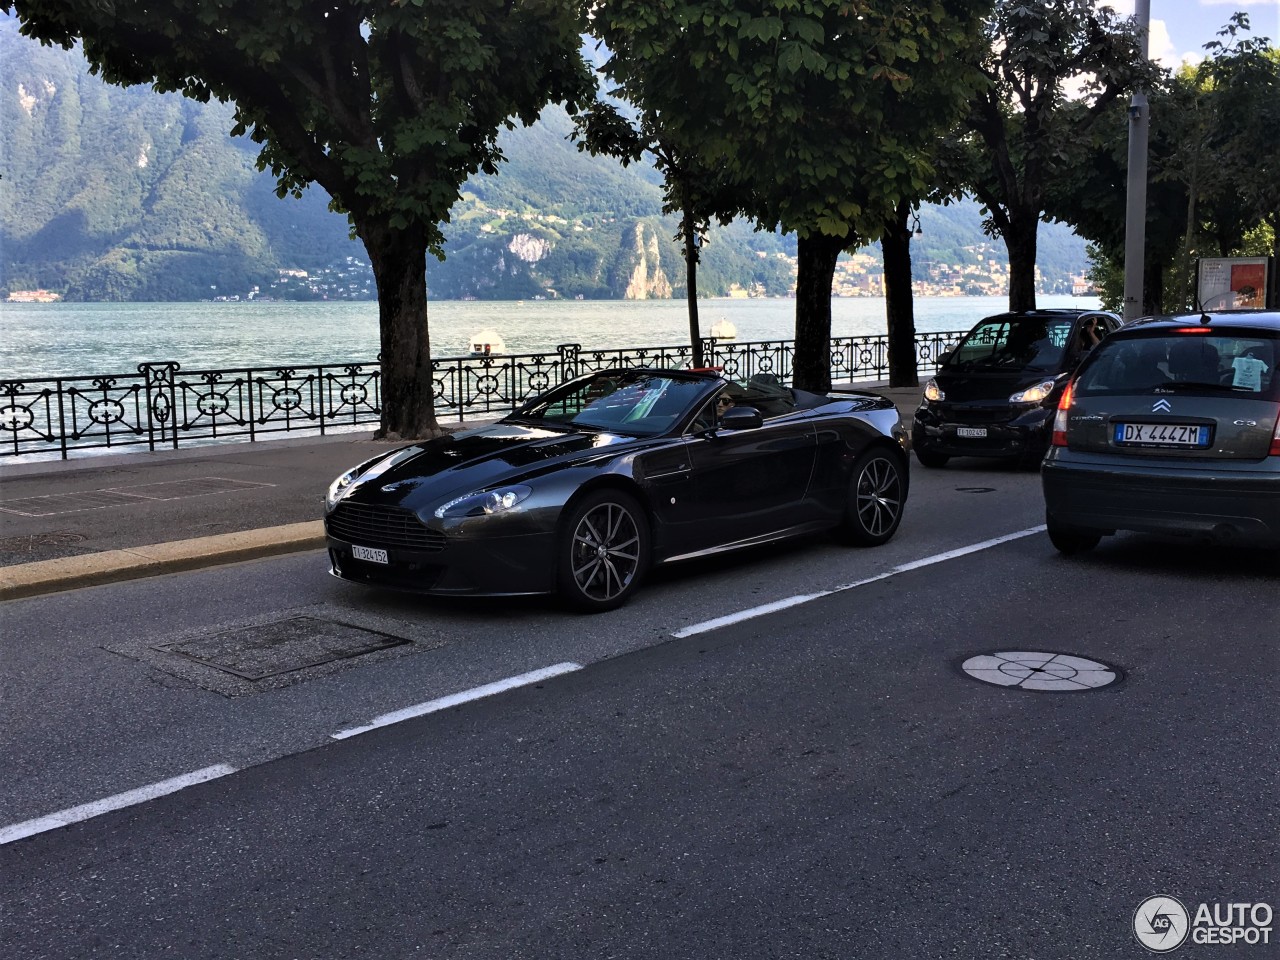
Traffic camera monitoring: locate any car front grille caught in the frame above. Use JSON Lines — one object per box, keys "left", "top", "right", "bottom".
{"left": 940, "top": 405, "right": 1020, "bottom": 424}
{"left": 327, "top": 502, "right": 446, "bottom": 552}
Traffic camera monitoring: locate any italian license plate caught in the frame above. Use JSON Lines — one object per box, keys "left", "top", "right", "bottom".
{"left": 1114, "top": 423, "right": 1210, "bottom": 447}
{"left": 352, "top": 545, "right": 389, "bottom": 564}
{"left": 956, "top": 427, "right": 988, "bottom": 438}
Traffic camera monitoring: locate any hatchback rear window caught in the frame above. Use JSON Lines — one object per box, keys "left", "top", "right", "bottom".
{"left": 1075, "top": 332, "right": 1279, "bottom": 400}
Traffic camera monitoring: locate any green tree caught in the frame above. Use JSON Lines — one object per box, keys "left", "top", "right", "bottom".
{"left": 1053, "top": 16, "right": 1277, "bottom": 313}
{"left": 1187, "top": 15, "right": 1278, "bottom": 299}
{"left": 941, "top": 0, "right": 1155, "bottom": 312}
{"left": 590, "top": 0, "right": 989, "bottom": 391}
{"left": 5, "top": 0, "right": 592, "bottom": 438}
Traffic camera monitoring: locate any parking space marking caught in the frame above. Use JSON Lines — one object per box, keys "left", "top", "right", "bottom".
{"left": 330, "top": 662, "right": 584, "bottom": 740}
{"left": 672, "top": 526, "right": 1047, "bottom": 638}
{"left": 0, "top": 663, "right": 585, "bottom": 845}
{"left": 0, "top": 764, "right": 238, "bottom": 846}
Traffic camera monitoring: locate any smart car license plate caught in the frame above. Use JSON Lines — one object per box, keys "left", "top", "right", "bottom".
{"left": 1114, "top": 423, "right": 1210, "bottom": 447}
{"left": 956, "top": 427, "right": 988, "bottom": 438}
{"left": 352, "top": 545, "right": 389, "bottom": 564}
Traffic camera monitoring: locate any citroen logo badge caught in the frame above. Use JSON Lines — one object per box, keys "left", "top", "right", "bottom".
{"left": 1152, "top": 399, "right": 1172, "bottom": 413}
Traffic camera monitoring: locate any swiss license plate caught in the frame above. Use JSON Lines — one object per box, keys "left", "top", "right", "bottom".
{"left": 956, "top": 427, "right": 988, "bottom": 438}
{"left": 352, "top": 544, "right": 389, "bottom": 565}
{"left": 1114, "top": 422, "right": 1210, "bottom": 447}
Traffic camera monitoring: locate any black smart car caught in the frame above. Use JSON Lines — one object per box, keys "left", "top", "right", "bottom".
{"left": 912, "top": 308, "right": 1123, "bottom": 468}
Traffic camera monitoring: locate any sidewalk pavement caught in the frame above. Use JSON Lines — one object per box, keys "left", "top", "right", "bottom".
{"left": 0, "top": 382, "right": 926, "bottom": 600}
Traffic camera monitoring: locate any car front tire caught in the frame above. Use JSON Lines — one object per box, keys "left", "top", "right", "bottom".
{"left": 839, "top": 449, "right": 906, "bottom": 546}
{"left": 914, "top": 447, "right": 950, "bottom": 469}
{"left": 557, "top": 490, "right": 650, "bottom": 612}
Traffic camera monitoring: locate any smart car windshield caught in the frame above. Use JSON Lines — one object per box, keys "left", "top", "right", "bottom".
{"left": 947, "top": 317, "right": 1075, "bottom": 372}
{"left": 513, "top": 372, "right": 709, "bottom": 436}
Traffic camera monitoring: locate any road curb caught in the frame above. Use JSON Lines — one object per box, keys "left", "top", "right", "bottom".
{"left": 0, "top": 521, "right": 327, "bottom": 601}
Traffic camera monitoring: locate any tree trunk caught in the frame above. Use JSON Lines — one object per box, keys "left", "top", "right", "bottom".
{"left": 683, "top": 195, "right": 703, "bottom": 368}
{"left": 358, "top": 218, "right": 440, "bottom": 440}
{"left": 1005, "top": 209, "right": 1039, "bottom": 312}
{"left": 793, "top": 233, "right": 844, "bottom": 392}
{"left": 881, "top": 201, "right": 918, "bottom": 388}
{"left": 1143, "top": 259, "right": 1164, "bottom": 316}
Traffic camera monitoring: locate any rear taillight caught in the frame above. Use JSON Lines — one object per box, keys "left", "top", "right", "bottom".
{"left": 1051, "top": 380, "right": 1075, "bottom": 447}
{"left": 1270, "top": 416, "right": 1280, "bottom": 457}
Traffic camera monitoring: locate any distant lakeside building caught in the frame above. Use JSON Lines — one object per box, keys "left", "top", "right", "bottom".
{"left": 6, "top": 289, "right": 63, "bottom": 302}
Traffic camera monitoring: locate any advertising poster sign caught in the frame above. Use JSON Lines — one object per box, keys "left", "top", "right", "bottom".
{"left": 1197, "top": 257, "right": 1272, "bottom": 309}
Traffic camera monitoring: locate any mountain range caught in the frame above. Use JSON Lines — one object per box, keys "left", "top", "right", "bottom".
{"left": 0, "top": 19, "right": 1089, "bottom": 302}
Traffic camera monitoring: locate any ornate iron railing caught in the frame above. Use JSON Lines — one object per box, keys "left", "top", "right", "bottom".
{"left": 0, "top": 330, "right": 963, "bottom": 459}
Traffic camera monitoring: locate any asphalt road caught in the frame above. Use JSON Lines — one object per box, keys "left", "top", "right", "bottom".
{"left": 2, "top": 462, "right": 1277, "bottom": 959}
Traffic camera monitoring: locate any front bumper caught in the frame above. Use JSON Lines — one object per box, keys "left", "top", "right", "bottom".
{"left": 912, "top": 403, "right": 1054, "bottom": 459}
{"left": 326, "top": 528, "right": 558, "bottom": 596}
{"left": 1042, "top": 452, "right": 1280, "bottom": 545}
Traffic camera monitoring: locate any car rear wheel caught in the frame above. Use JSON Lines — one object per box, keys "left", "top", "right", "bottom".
{"left": 1046, "top": 513, "right": 1102, "bottom": 555}
{"left": 839, "top": 449, "right": 906, "bottom": 546}
{"left": 914, "top": 448, "right": 949, "bottom": 469}
{"left": 558, "top": 490, "right": 649, "bottom": 612}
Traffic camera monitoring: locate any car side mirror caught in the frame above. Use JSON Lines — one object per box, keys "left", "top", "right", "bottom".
{"left": 936, "top": 348, "right": 954, "bottom": 366}
{"left": 719, "top": 406, "right": 764, "bottom": 431}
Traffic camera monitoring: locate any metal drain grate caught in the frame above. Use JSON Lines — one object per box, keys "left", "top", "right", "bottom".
{"left": 158, "top": 616, "right": 408, "bottom": 681}
{"left": 0, "top": 477, "right": 273, "bottom": 517}
{"left": 960, "top": 650, "right": 1122, "bottom": 692}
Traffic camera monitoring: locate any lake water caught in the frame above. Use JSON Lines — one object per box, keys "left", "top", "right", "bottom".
{"left": 0, "top": 295, "right": 1099, "bottom": 379}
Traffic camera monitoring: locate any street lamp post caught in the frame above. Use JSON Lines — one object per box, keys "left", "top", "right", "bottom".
{"left": 1123, "top": 0, "right": 1152, "bottom": 322}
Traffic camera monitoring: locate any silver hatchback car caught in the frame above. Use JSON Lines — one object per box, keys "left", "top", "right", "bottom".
{"left": 1041, "top": 310, "right": 1280, "bottom": 554}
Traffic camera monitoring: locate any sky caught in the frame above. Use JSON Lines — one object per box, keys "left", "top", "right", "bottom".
{"left": 1109, "top": 0, "right": 1280, "bottom": 66}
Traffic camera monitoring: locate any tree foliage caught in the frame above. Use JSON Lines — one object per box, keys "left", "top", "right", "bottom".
{"left": 941, "top": 0, "right": 1156, "bottom": 311}
{"left": 590, "top": 0, "right": 990, "bottom": 389}
{"left": 1049, "top": 14, "right": 1278, "bottom": 313}
{"left": 5, "top": 0, "right": 594, "bottom": 438}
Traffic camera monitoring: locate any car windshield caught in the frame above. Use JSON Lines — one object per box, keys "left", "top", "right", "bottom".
{"left": 947, "top": 316, "right": 1075, "bottom": 372}
{"left": 513, "top": 371, "right": 708, "bottom": 436}
{"left": 1074, "top": 332, "right": 1279, "bottom": 399}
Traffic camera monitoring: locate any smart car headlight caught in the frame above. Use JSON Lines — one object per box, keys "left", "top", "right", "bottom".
{"left": 923, "top": 378, "right": 944, "bottom": 402}
{"left": 1009, "top": 379, "right": 1058, "bottom": 404}
{"left": 434, "top": 484, "right": 533, "bottom": 519}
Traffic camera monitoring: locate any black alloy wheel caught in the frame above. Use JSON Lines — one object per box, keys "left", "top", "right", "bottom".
{"left": 1046, "top": 512, "right": 1102, "bottom": 555}
{"left": 839, "top": 449, "right": 906, "bottom": 546}
{"left": 558, "top": 490, "right": 650, "bottom": 611}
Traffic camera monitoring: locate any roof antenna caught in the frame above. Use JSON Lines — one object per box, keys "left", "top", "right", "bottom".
{"left": 1193, "top": 292, "right": 1211, "bottom": 326}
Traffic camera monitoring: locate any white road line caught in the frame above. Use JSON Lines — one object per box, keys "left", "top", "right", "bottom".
{"left": 330, "top": 662, "right": 584, "bottom": 741}
{"left": 0, "top": 764, "right": 238, "bottom": 846}
{"left": 673, "top": 526, "right": 1046, "bottom": 638}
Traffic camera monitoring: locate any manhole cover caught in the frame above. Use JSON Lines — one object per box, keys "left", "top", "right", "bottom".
{"left": 159, "top": 616, "right": 407, "bottom": 680}
{"left": 961, "top": 650, "right": 1122, "bottom": 692}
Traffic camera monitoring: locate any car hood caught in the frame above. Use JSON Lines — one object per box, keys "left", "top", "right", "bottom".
{"left": 934, "top": 368, "right": 1064, "bottom": 403}
{"left": 335, "top": 422, "right": 640, "bottom": 510}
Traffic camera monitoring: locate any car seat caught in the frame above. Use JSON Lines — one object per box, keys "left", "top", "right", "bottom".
{"left": 1166, "top": 339, "right": 1223, "bottom": 384}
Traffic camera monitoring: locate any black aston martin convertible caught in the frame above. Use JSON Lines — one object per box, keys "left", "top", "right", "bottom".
{"left": 324, "top": 367, "right": 910, "bottom": 611}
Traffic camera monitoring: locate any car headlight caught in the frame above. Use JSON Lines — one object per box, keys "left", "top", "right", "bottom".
{"left": 1009, "top": 379, "right": 1058, "bottom": 404}
{"left": 434, "top": 484, "right": 533, "bottom": 519}
{"left": 923, "top": 378, "right": 944, "bottom": 402}
{"left": 326, "top": 466, "right": 362, "bottom": 511}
